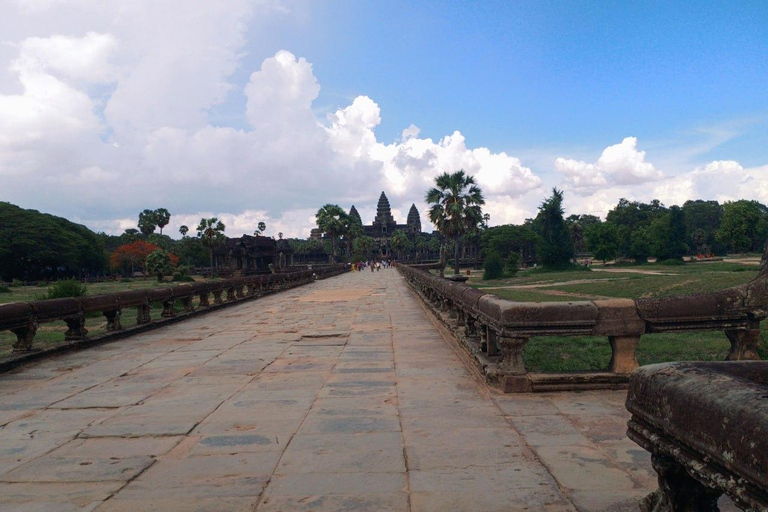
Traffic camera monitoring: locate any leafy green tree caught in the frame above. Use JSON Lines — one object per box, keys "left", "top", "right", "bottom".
{"left": 534, "top": 188, "right": 574, "bottom": 268}
{"left": 177, "top": 236, "right": 208, "bottom": 266}
{"left": 122, "top": 228, "right": 140, "bottom": 244}
{"left": 138, "top": 209, "right": 158, "bottom": 236}
{"left": 717, "top": 200, "right": 765, "bottom": 253}
{"left": 584, "top": 222, "right": 620, "bottom": 264}
{"left": 147, "top": 233, "right": 172, "bottom": 251}
{"left": 480, "top": 224, "right": 537, "bottom": 261}
{"left": 254, "top": 221, "right": 266, "bottom": 236}
{"left": 483, "top": 252, "right": 504, "bottom": 280}
{"left": 390, "top": 230, "right": 410, "bottom": 260}
{"left": 629, "top": 226, "right": 651, "bottom": 263}
{"left": 179, "top": 225, "right": 189, "bottom": 238}
{"left": 154, "top": 208, "right": 171, "bottom": 235}
{"left": 428, "top": 237, "right": 441, "bottom": 256}
{"left": 506, "top": 253, "right": 520, "bottom": 276}
{"left": 352, "top": 235, "right": 375, "bottom": 262}
{"left": 316, "top": 204, "right": 348, "bottom": 263}
{"left": 682, "top": 200, "right": 722, "bottom": 254}
{"left": 146, "top": 249, "right": 174, "bottom": 282}
{"left": 647, "top": 207, "right": 687, "bottom": 261}
{"left": 0, "top": 202, "right": 106, "bottom": 280}
{"left": 414, "top": 236, "right": 429, "bottom": 262}
{"left": 426, "top": 170, "right": 485, "bottom": 275}
{"left": 197, "top": 217, "right": 226, "bottom": 275}
{"left": 606, "top": 198, "right": 667, "bottom": 257}
{"left": 343, "top": 212, "right": 364, "bottom": 259}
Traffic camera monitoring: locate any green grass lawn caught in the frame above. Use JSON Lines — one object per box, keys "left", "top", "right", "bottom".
{"left": 469, "top": 260, "right": 766, "bottom": 372}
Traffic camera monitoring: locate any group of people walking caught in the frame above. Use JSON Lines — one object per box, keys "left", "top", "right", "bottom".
{"left": 349, "top": 260, "right": 396, "bottom": 272}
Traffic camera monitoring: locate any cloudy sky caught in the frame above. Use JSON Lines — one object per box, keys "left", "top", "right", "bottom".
{"left": 1, "top": 0, "right": 767, "bottom": 238}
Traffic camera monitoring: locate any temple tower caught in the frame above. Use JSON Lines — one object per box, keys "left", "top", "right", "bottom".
{"left": 373, "top": 192, "right": 396, "bottom": 235}
{"left": 349, "top": 205, "right": 362, "bottom": 226}
{"left": 407, "top": 204, "right": 421, "bottom": 234}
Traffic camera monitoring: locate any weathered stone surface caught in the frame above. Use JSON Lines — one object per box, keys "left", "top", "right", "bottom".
{"left": 0, "top": 270, "right": 664, "bottom": 511}
{"left": 627, "top": 361, "right": 768, "bottom": 511}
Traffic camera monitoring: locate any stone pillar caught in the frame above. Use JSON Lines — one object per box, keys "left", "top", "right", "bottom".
{"left": 64, "top": 315, "right": 88, "bottom": 340}
{"left": 226, "top": 287, "right": 236, "bottom": 301}
{"left": 235, "top": 285, "right": 245, "bottom": 299}
{"left": 608, "top": 335, "right": 641, "bottom": 374}
{"left": 180, "top": 297, "right": 195, "bottom": 313}
{"left": 198, "top": 292, "right": 210, "bottom": 308}
{"left": 455, "top": 308, "right": 466, "bottom": 327}
{"left": 11, "top": 324, "right": 38, "bottom": 352}
{"left": 640, "top": 453, "right": 722, "bottom": 512}
{"left": 213, "top": 290, "right": 224, "bottom": 304}
{"left": 484, "top": 326, "right": 499, "bottom": 356}
{"left": 103, "top": 309, "right": 122, "bottom": 331}
{"left": 161, "top": 299, "right": 176, "bottom": 318}
{"left": 725, "top": 325, "right": 761, "bottom": 361}
{"left": 465, "top": 316, "right": 479, "bottom": 342}
{"left": 498, "top": 335, "right": 529, "bottom": 375}
{"left": 136, "top": 304, "right": 151, "bottom": 324}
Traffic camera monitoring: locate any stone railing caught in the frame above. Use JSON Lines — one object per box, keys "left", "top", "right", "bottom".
{"left": 626, "top": 361, "right": 768, "bottom": 511}
{"left": 0, "top": 265, "right": 346, "bottom": 355}
{"left": 397, "top": 263, "right": 766, "bottom": 392}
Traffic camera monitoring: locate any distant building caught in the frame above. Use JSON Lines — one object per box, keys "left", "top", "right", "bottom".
{"left": 212, "top": 234, "right": 278, "bottom": 275}
{"left": 350, "top": 191, "right": 438, "bottom": 259}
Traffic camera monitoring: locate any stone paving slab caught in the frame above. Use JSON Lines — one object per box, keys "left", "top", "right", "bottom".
{"left": 0, "top": 269, "right": 721, "bottom": 511}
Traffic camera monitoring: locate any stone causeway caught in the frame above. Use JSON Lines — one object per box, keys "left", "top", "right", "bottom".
{"left": 0, "top": 269, "right": 741, "bottom": 511}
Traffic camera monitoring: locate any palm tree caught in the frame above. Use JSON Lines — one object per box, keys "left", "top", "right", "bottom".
{"left": 315, "top": 204, "right": 348, "bottom": 263}
{"left": 425, "top": 170, "right": 485, "bottom": 275}
{"left": 179, "top": 225, "right": 189, "bottom": 238}
{"left": 390, "top": 230, "right": 409, "bottom": 261}
{"left": 254, "top": 221, "right": 266, "bottom": 236}
{"left": 196, "top": 217, "right": 226, "bottom": 276}
{"left": 155, "top": 208, "right": 171, "bottom": 235}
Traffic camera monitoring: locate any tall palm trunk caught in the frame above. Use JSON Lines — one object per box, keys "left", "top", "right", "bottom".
{"left": 454, "top": 234, "right": 460, "bottom": 274}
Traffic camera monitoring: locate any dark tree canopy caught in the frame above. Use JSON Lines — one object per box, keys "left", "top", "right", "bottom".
{"left": 0, "top": 202, "right": 106, "bottom": 280}
{"left": 534, "top": 188, "right": 574, "bottom": 267}
{"left": 138, "top": 209, "right": 158, "bottom": 236}
{"left": 154, "top": 208, "right": 171, "bottom": 235}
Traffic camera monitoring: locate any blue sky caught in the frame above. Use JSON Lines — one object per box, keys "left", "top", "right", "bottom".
{"left": 1, "top": 0, "right": 767, "bottom": 237}
{"left": 218, "top": 0, "right": 768, "bottom": 165}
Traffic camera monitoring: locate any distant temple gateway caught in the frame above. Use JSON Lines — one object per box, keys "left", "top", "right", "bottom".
{"left": 311, "top": 191, "right": 439, "bottom": 258}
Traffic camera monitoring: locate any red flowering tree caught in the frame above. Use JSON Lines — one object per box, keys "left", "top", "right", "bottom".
{"left": 110, "top": 240, "right": 178, "bottom": 276}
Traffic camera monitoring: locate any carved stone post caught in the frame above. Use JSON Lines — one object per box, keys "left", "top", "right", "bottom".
{"left": 198, "top": 292, "right": 210, "bottom": 308}
{"left": 247, "top": 283, "right": 256, "bottom": 296}
{"left": 455, "top": 308, "right": 466, "bottom": 327}
{"left": 725, "top": 323, "right": 761, "bottom": 361}
{"left": 136, "top": 304, "right": 151, "bottom": 324}
{"left": 226, "top": 287, "right": 236, "bottom": 301}
{"left": 64, "top": 315, "right": 88, "bottom": 340}
{"left": 485, "top": 326, "right": 500, "bottom": 356}
{"left": 180, "top": 297, "right": 195, "bottom": 313}
{"left": 213, "top": 290, "right": 224, "bottom": 304}
{"left": 11, "top": 324, "right": 38, "bottom": 352}
{"left": 236, "top": 285, "right": 245, "bottom": 299}
{"left": 498, "top": 335, "right": 528, "bottom": 374}
{"left": 465, "top": 316, "right": 479, "bottom": 342}
{"left": 640, "top": 453, "right": 722, "bottom": 512}
{"left": 161, "top": 299, "right": 176, "bottom": 318}
{"left": 608, "top": 335, "right": 641, "bottom": 374}
{"left": 103, "top": 309, "right": 122, "bottom": 331}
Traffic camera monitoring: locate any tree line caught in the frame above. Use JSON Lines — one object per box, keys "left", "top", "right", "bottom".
{"left": 481, "top": 194, "right": 768, "bottom": 268}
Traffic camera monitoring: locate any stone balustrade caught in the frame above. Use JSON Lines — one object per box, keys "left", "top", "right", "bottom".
{"left": 397, "top": 263, "right": 766, "bottom": 392}
{"left": 626, "top": 361, "right": 768, "bottom": 511}
{"left": 0, "top": 265, "right": 347, "bottom": 355}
